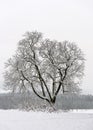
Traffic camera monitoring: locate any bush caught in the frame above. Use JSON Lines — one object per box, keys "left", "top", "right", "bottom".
{"left": 0, "top": 92, "right": 93, "bottom": 111}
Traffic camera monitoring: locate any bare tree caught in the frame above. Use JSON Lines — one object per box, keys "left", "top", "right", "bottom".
{"left": 4, "top": 31, "right": 85, "bottom": 105}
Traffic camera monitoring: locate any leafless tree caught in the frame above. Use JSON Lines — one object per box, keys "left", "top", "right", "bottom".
{"left": 4, "top": 31, "right": 85, "bottom": 105}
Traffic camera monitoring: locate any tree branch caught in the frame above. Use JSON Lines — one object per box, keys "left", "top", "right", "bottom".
{"left": 20, "top": 70, "right": 50, "bottom": 103}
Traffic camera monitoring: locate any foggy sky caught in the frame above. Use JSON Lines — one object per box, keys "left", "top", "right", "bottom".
{"left": 0, "top": 0, "right": 93, "bottom": 94}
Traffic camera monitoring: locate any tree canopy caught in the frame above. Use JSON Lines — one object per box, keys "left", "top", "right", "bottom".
{"left": 4, "top": 31, "right": 85, "bottom": 104}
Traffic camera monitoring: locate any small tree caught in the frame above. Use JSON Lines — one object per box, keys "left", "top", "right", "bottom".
{"left": 4, "top": 31, "right": 85, "bottom": 105}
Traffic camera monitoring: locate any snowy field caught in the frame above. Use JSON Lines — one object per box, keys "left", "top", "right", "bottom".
{"left": 0, "top": 110, "right": 93, "bottom": 130}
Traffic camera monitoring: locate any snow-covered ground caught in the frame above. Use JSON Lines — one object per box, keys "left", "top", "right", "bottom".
{"left": 0, "top": 110, "right": 93, "bottom": 130}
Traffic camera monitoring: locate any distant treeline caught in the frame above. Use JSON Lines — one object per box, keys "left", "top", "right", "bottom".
{"left": 0, "top": 92, "right": 93, "bottom": 111}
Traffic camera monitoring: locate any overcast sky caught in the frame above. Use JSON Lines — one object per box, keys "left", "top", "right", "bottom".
{"left": 0, "top": 0, "right": 93, "bottom": 94}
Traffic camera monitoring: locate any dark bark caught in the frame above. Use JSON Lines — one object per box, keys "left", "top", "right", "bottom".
{"left": 20, "top": 70, "right": 50, "bottom": 103}
{"left": 35, "top": 64, "right": 46, "bottom": 96}
{"left": 34, "top": 64, "right": 52, "bottom": 101}
{"left": 52, "top": 82, "right": 55, "bottom": 95}
{"left": 29, "top": 45, "right": 46, "bottom": 97}
{"left": 55, "top": 82, "right": 62, "bottom": 96}
{"left": 51, "top": 96, "right": 56, "bottom": 104}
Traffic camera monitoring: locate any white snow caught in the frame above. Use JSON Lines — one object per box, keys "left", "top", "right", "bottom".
{"left": 0, "top": 110, "right": 93, "bottom": 130}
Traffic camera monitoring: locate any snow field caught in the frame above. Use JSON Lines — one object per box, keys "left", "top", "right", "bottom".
{"left": 0, "top": 110, "right": 93, "bottom": 130}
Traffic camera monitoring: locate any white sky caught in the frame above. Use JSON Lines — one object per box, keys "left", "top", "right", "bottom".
{"left": 0, "top": 0, "right": 93, "bottom": 94}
